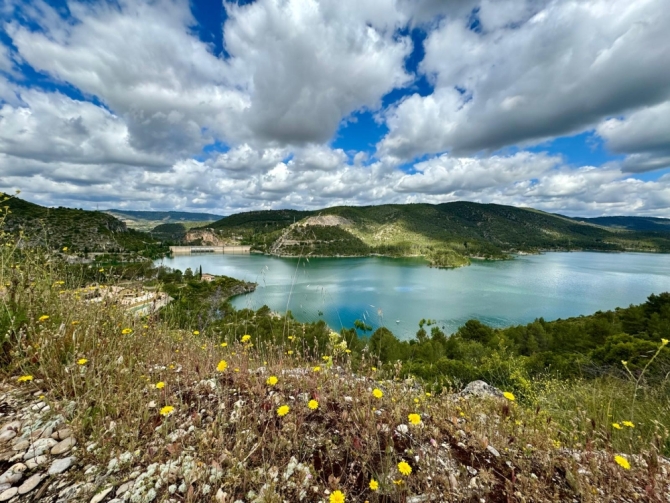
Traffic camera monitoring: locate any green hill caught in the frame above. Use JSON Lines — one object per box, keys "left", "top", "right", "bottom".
{"left": 1, "top": 193, "right": 167, "bottom": 257}
{"left": 201, "top": 202, "right": 670, "bottom": 267}
{"left": 572, "top": 215, "right": 670, "bottom": 232}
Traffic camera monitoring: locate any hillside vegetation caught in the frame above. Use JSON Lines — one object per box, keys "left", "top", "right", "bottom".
{"left": 2, "top": 192, "right": 167, "bottom": 258}
{"left": 197, "top": 203, "right": 670, "bottom": 267}
{"left": 1, "top": 223, "right": 669, "bottom": 501}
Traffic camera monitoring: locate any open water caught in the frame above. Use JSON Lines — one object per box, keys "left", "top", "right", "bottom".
{"left": 158, "top": 252, "right": 670, "bottom": 340}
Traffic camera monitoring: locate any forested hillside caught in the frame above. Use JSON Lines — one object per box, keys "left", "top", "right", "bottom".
{"left": 200, "top": 202, "right": 670, "bottom": 267}
{"left": 1, "top": 193, "right": 167, "bottom": 257}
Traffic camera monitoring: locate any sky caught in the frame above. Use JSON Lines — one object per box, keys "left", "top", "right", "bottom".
{"left": 0, "top": 0, "right": 669, "bottom": 217}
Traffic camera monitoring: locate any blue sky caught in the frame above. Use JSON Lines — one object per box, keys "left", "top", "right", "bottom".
{"left": 0, "top": 0, "right": 669, "bottom": 215}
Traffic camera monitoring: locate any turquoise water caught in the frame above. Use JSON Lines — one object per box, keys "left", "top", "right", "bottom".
{"left": 157, "top": 252, "right": 670, "bottom": 340}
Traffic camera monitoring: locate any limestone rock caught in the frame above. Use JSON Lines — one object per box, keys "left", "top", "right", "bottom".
{"left": 0, "top": 487, "right": 18, "bottom": 501}
{"left": 18, "top": 473, "right": 43, "bottom": 495}
{"left": 0, "top": 431, "right": 16, "bottom": 444}
{"left": 26, "top": 455, "right": 49, "bottom": 469}
{"left": 90, "top": 486, "right": 114, "bottom": 503}
{"left": 460, "top": 380, "right": 504, "bottom": 399}
{"left": 49, "top": 456, "right": 75, "bottom": 475}
{"left": 52, "top": 428, "right": 72, "bottom": 441}
{"left": 51, "top": 436, "right": 77, "bottom": 455}
{"left": 0, "top": 463, "right": 27, "bottom": 484}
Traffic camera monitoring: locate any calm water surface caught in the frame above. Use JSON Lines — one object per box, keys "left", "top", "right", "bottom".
{"left": 157, "top": 252, "right": 670, "bottom": 340}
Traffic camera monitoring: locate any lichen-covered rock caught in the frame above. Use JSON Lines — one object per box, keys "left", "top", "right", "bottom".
{"left": 460, "top": 380, "right": 504, "bottom": 398}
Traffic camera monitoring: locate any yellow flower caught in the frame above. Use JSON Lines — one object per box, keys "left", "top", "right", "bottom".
{"left": 662, "top": 338, "right": 669, "bottom": 346}
{"left": 308, "top": 400, "right": 319, "bottom": 410}
{"left": 425, "top": 392, "right": 431, "bottom": 397}
{"left": 62, "top": 247, "right": 68, "bottom": 252}
{"left": 266, "top": 376, "right": 278, "bottom": 386}
{"left": 612, "top": 422, "right": 622, "bottom": 430}
{"left": 408, "top": 413, "right": 422, "bottom": 425}
{"left": 312, "top": 366, "right": 321, "bottom": 372}
{"left": 329, "top": 491, "right": 345, "bottom": 503}
{"left": 287, "top": 350, "right": 294, "bottom": 355}
{"left": 552, "top": 439, "right": 561, "bottom": 449}
{"left": 241, "top": 334, "right": 251, "bottom": 343}
{"left": 38, "top": 315, "right": 49, "bottom": 322}
{"left": 220, "top": 342, "right": 228, "bottom": 347}
{"left": 17, "top": 375, "right": 33, "bottom": 383}
{"left": 371, "top": 367, "right": 377, "bottom": 371}
{"left": 143, "top": 325, "right": 149, "bottom": 329}
{"left": 71, "top": 321, "right": 79, "bottom": 325}
{"left": 155, "top": 382, "right": 165, "bottom": 389}
{"left": 277, "top": 405, "right": 290, "bottom": 417}
{"left": 622, "top": 421, "right": 635, "bottom": 428}
{"left": 503, "top": 391, "right": 516, "bottom": 401}
{"left": 160, "top": 405, "right": 175, "bottom": 416}
{"left": 393, "top": 479, "right": 404, "bottom": 486}
{"left": 614, "top": 455, "right": 630, "bottom": 470}
{"left": 322, "top": 355, "right": 331, "bottom": 361}
{"left": 397, "top": 461, "right": 412, "bottom": 476}
{"left": 217, "top": 360, "right": 228, "bottom": 372}
{"left": 193, "top": 330, "right": 200, "bottom": 335}
{"left": 99, "top": 268, "right": 104, "bottom": 272}
{"left": 121, "top": 328, "right": 133, "bottom": 335}
{"left": 369, "top": 479, "right": 379, "bottom": 491}
{"left": 77, "top": 358, "right": 88, "bottom": 365}
{"left": 413, "top": 398, "right": 419, "bottom": 403}
{"left": 621, "top": 360, "right": 628, "bottom": 366}
{"left": 345, "top": 349, "right": 351, "bottom": 353}
{"left": 234, "top": 368, "right": 240, "bottom": 372}
{"left": 372, "top": 388, "right": 383, "bottom": 399}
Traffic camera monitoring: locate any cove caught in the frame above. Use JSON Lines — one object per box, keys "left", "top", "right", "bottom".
{"left": 157, "top": 252, "right": 670, "bottom": 340}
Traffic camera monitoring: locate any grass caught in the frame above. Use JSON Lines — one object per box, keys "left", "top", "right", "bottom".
{"left": 1, "top": 216, "right": 669, "bottom": 500}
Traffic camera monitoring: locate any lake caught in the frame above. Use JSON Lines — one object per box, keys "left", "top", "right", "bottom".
{"left": 157, "top": 252, "right": 670, "bottom": 340}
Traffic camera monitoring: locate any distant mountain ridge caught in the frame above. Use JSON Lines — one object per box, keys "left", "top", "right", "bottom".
{"left": 571, "top": 216, "right": 670, "bottom": 233}
{"left": 106, "top": 209, "right": 223, "bottom": 222}
{"left": 196, "top": 202, "right": 670, "bottom": 267}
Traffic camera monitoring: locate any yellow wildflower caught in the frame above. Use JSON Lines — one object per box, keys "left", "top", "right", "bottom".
{"left": 266, "top": 376, "right": 278, "bottom": 386}
{"left": 614, "top": 455, "right": 630, "bottom": 470}
{"left": 71, "top": 321, "right": 79, "bottom": 325}
{"left": 322, "top": 355, "right": 331, "bottom": 361}
{"left": 217, "top": 360, "right": 228, "bottom": 372}
{"left": 308, "top": 400, "right": 319, "bottom": 410}
{"left": 662, "top": 338, "right": 669, "bottom": 346}
{"left": 312, "top": 366, "right": 321, "bottom": 372}
{"left": 287, "top": 350, "right": 294, "bottom": 355}
{"left": 99, "top": 268, "right": 104, "bottom": 272}
{"left": 371, "top": 367, "right": 377, "bottom": 371}
{"left": 160, "top": 405, "right": 175, "bottom": 416}
{"left": 408, "top": 413, "right": 422, "bottom": 425}
{"left": 38, "top": 315, "right": 49, "bottom": 322}
{"left": 77, "top": 358, "right": 88, "bottom": 365}
{"left": 369, "top": 479, "right": 379, "bottom": 491}
{"left": 612, "top": 422, "right": 622, "bottom": 430}
{"left": 329, "top": 491, "right": 345, "bottom": 503}
{"left": 234, "top": 368, "right": 240, "bottom": 372}
{"left": 241, "top": 334, "right": 251, "bottom": 343}
{"left": 277, "top": 405, "right": 290, "bottom": 417}
{"left": 372, "top": 388, "right": 383, "bottom": 399}
{"left": 221, "top": 342, "right": 228, "bottom": 347}
{"left": 397, "top": 461, "right": 412, "bottom": 476}
{"left": 121, "top": 328, "right": 133, "bottom": 335}
{"left": 193, "top": 330, "right": 200, "bottom": 335}
{"left": 503, "top": 391, "right": 516, "bottom": 401}
{"left": 62, "top": 247, "right": 68, "bottom": 251}
{"left": 622, "top": 421, "right": 635, "bottom": 428}
{"left": 155, "top": 382, "right": 165, "bottom": 389}
{"left": 17, "top": 375, "right": 33, "bottom": 382}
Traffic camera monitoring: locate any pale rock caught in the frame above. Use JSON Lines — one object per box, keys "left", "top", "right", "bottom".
{"left": 25, "top": 455, "right": 48, "bottom": 469}
{"left": 24, "top": 438, "right": 57, "bottom": 460}
{"left": 51, "top": 436, "right": 77, "bottom": 455}
{"left": 52, "top": 428, "right": 72, "bottom": 441}
{"left": 30, "top": 402, "right": 46, "bottom": 412}
{"left": 396, "top": 424, "right": 409, "bottom": 434}
{"left": 461, "top": 380, "right": 504, "bottom": 398}
{"left": 48, "top": 456, "right": 75, "bottom": 475}
{"left": 11, "top": 439, "right": 29, "bottom": 451}
{"left": 0, "top": 431, "right": 16, "bottom": 444}
{"left": 116, "top": 481, "right": 134, "bottom": 496}
{"left": 18, "top": 472, "right": 43, "bottom": 495}
{"left": 90, "top": 486, "right": 114, "bottom": 503}
{"left": 0, "top": 463, "right": 26, "bottom": 484}
{"left": 0, "top": 422, "right": 21, "bottom": 434}
{"left": 0, "top": 487, "right": 18, "bottom": 501}
{"left": 487, "top": 445, "right": 500, "bottom": 458}
{"left": 215, "top": 488, "right": 227, "bottom": 502}
{"left": 0, "top": 485, "right": 8, "bottom": 493}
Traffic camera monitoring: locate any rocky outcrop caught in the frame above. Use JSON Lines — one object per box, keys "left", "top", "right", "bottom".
{"left": 184, "top": 229, "right": 228, "bottom": 246}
